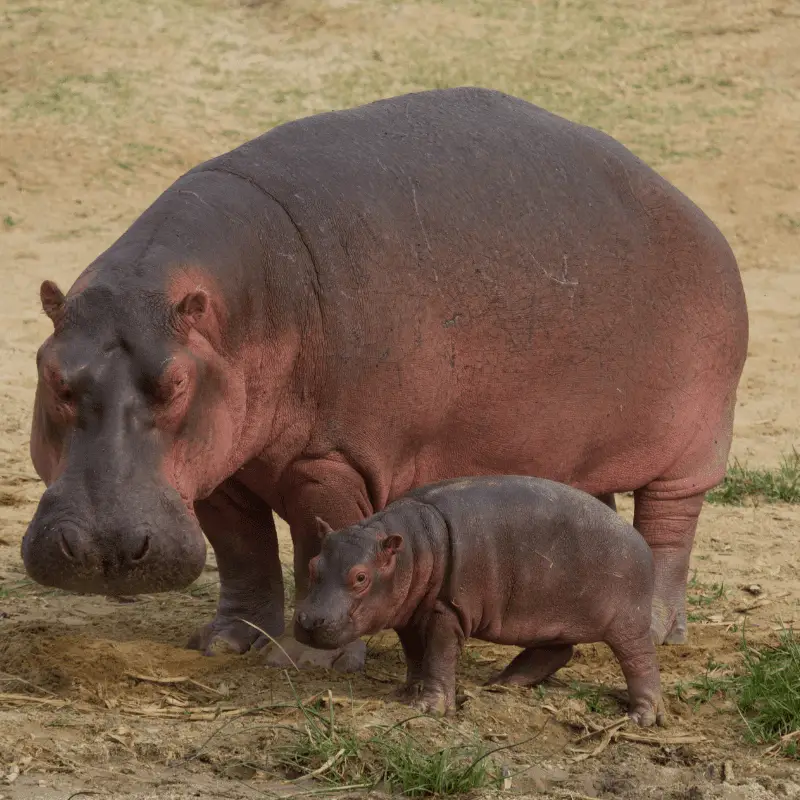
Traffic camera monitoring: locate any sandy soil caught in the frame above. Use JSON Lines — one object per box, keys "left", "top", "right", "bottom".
{"left": 1, "top": 0, "right": 799, "bottom": 797}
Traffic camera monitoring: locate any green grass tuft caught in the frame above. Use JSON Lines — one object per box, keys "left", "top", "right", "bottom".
{"left": 673, "top": 656, "right": 735, "bottom": 706}
{"left": 569, "top": 683, "right": 619, "bottom": 716}
{"left": 274, "top": 680, "right": 507, "bottom": 795}
{"left": 377, "top": 734, "right": 500, "bottom": 798}
{"left": 686, "top": 572, "right": 727, "bottom": 622}
{"left": 707, "top": 451, "right": 800, "bottom": 505}
{"left": 738, "top": 629, "right": 800, "bottom": 754}
{"left": 673, "top": 629, "right": 800, "bottom": 759}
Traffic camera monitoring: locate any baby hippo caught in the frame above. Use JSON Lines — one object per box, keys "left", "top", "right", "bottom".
{"left": 294, "top": 476, "right": 665, "bottom": 726}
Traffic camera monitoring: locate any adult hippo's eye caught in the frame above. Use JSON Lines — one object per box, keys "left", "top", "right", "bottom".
{"left": 355, "top": 573, "right": 367, "bottom": 584}
{"left": 44, "top": 366, "right": 73, "bottom": 406}
{"left": 153, "top": 368, "right": 190, "bottom": 405}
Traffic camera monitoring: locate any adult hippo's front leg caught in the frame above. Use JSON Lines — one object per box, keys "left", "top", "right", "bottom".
{"left": 263, "top": 456, "right": 375, "bottom": 673}
{"left": 188, "top": 479, "right": 285, "bottom": 655}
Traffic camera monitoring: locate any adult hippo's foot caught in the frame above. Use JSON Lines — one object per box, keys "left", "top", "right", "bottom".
{"left": 633, "top": 489, "right": 704, "bottom": 646}
{"left": 264, "top": 636, "right": 367, "bottom": 673}
{"left": 187, "top": 595, "right": 284, "bottom": 656}
{"left": 651, "top": 591, "right": 689, "bottom": 646}
{"left": 188, "top": 481, "right": 286, "bottom": 656}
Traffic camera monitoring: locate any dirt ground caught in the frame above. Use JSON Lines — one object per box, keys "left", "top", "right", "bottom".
{"left": 1, "top": 0, "right": 799, "bottom": 797}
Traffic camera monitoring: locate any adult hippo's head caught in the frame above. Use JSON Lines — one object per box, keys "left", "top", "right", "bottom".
{"left": 22, "top": 272, "right": 246, "bottom": 596}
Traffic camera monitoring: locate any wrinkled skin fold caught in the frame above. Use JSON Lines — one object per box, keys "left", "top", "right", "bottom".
{"left": 23, "top": 86, "right": 748, "bottom": 673}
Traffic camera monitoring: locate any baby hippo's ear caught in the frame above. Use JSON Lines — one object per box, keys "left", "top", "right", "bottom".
{"left": 315, "top": 516, "right": 335, "bottom": 541}
{"left": 381, "top": 534, "right": 404, "bottom": 555}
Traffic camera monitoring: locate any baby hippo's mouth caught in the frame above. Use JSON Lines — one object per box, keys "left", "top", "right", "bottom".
{"left": 293, "top": 609, "right": 356, "bottom": 650}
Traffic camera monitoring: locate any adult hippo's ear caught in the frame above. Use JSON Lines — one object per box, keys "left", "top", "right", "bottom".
{"left": 40, "top": 280, "right": 66, "bottom": 327}
{"left": 172, "top": 289, "right": 210, "bottom": 331}
{"left": 314, "top": 516, "right": 335, "bottom": 541}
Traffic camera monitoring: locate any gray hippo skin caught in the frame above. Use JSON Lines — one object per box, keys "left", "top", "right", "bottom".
{"left": 24, "top": 86, "right": 747, "bottom": 674}
{"left": 295, "top": 476, "right": 665, "bottom": 725}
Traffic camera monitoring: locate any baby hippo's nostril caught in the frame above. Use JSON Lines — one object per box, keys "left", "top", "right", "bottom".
{"left": 296, "top": 610, "right": 326, "bottom": 631}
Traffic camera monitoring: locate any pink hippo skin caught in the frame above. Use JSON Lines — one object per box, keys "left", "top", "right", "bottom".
{"left": 295, "top": 476, "right": 665, "bottom": 725}
{"left": 22, "top": 87, "right": 748, "bottom": 673}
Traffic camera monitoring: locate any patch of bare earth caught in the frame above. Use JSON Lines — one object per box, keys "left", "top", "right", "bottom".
{"left": 1, "top": 0, "right": 798, "bottom": 797}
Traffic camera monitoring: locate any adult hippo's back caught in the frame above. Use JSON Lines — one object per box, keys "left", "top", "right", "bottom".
{"left": 23, "top": 87, "right": 748, "bottom": 672}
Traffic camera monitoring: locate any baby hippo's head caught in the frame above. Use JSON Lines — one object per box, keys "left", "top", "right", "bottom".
{"left": 294, "top": 517, "right": 405, "bottom": 650}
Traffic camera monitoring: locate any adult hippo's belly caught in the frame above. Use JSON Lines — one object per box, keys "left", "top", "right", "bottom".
{"left": 22, "top": 87, "right": 748, "bottom": 673}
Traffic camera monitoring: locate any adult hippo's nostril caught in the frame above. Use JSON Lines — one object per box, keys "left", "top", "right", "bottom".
{"left": 58, "top": 529, "right": 87, "bottom": 565}
{"left": 59, "top": 532, "right": 76, "bottom": 562}
{"left": 130, "top": 534, "right": 151, "bottom": 563}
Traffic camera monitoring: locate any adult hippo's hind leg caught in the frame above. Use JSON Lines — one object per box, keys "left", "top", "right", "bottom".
{"left": 634, "top": 490, "right": 704, "bottom": 646}
{"left": 486, "top": 644, "right": 574, "bottom": 687}
{"left": 264, "top": 456, "right": 374, "bottom": 673}
{"left": 188, "top": 479, "right": 285, "bottom": 655}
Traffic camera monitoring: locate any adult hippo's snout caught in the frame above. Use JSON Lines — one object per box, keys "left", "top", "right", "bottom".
{"left": 22, "top": 478, "right": 207, "bottom": 595}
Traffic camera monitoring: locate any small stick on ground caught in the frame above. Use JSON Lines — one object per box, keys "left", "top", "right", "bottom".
{"left": 285, "top": 748, "right": 345, "bottom": 783}
{"left": 764, "top": 729, "right": 800, "bottom": 756}
{"left": 576, "top": 715, "right": 629, "bottom": 742}
{"left": 569, "top": 718, "right": 627, "bottom": 761}
{"left": 617, "top": 732, "right": 706, "bottom": 745}
{"left": 124, "top": 671, "right": 223, "bottom": 695}
{"left": 0, "top": 693, "right": 73, "bottom": 708}
{"left": 0, "top": 671, "right": 58, "bottom": 696}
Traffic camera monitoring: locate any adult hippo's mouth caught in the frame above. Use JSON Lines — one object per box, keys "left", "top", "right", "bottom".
{"left": 22, "top": 477, "right": 207, "bottom": 596}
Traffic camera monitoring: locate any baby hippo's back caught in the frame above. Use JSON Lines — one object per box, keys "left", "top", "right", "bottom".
{"left": 406, "top": 476, "right": 654, "bottom": 646}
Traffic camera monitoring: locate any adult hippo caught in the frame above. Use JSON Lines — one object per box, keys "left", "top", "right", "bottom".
{"left": 22, "top": 87, "right": 748, "bottom": 673}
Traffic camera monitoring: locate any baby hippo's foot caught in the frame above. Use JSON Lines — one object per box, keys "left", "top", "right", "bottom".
{"left": 264, "top": 635, "right": 366, "bottom": 673}
{"left": 628, "top": 694, "right": 667, "bottom": 728}
{"left": 609, "top": 631, "right": 667, "bottom": 728}
{"left": 486, "top": 644, "right": 574, "bottom": 687}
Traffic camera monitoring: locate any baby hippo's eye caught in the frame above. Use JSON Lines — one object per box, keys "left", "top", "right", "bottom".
{"left": 354, "top": 572, "right": 367, "bottom": 585}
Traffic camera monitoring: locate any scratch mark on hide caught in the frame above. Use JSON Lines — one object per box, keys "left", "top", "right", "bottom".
{"left": 409, "top": 180, "right": 433, "bottom": 261}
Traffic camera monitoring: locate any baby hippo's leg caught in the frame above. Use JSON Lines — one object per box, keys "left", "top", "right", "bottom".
{"left": 486, "top": 644, "right": 574, "bottom": 687}
{"left": 393, "top": 626, "right": 426, "bottom": 701}
{"left": 411, "top": 603, "right": 464, "bottom": 716}
{"left": 606, "top": 625, "right": 666, "bottom": 727}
